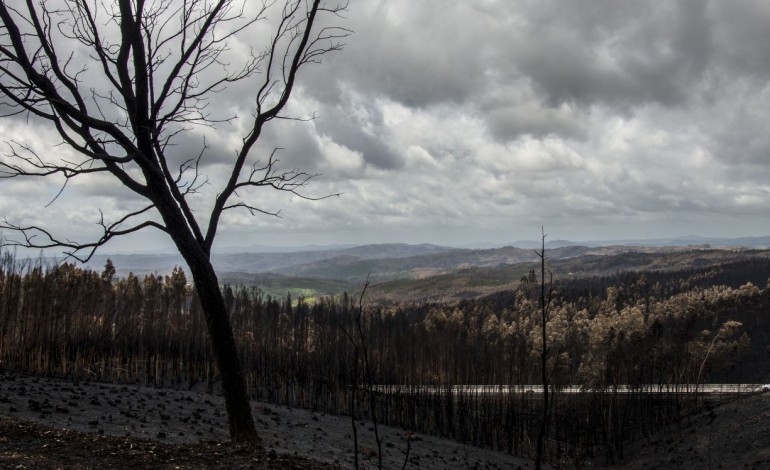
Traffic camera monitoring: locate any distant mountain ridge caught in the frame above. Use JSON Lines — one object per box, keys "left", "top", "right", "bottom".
{"left": 507, "top": 235, "right": 770, "bottom": 249}
{"left": 70, "top": 236, "right": 770, "bottom": 279}
{"left": 79, "top": 242, "right": 456, "bottom": 277}
{"left": 50, "top": 239, "right": 770, "bottom": 305}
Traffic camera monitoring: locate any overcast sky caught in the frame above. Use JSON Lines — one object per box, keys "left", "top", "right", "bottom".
{"left": 2, "top": 0, "right": 770, "bottom": 253}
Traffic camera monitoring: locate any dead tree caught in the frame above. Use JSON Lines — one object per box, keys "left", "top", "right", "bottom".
{"left": 0, "top": 0, "right": 348, "bottom": 442}
{"left": 535, "top": 227, "right": 553, "bottom": 470}
{"left": 354, "top": 278, "right": 383, "bottom": 469}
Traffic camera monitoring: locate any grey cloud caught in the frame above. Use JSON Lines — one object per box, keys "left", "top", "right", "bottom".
{"left": 485, "top": 104, "right": 589, "bottom": 141}
{"left": 711, "top": 124, "right": 770, "bottom": 169}
{"left": 300, "top": 1, "right": 489, "bottom": 108}
{"left": 72, "top": 174, "right": 145, "bottom": 201}
{"left": 163, "top": 131, "right": 234, "bottom": 167}
{"left": 160, "top": 118, "right": 326, "bottom": 180}
{"left": 254, "top": 121, "right": 325, "bottom": 172}
{"left": 304, "top": 0, "right": 721, "bottom": 114}
{"left": 4, "top": 0, "right": 770, "bottom": 249}
{"left": 711, "top": 0, "right": 770, "bottom": 79}
{"left": 507, "top": 0, "right": 714, "bottom": 110}
{"left": 692, "top": 86, "right": 770, "bottom": 184}
{"left": 315, "top": 97, "right": 404, "bottom": 170}
{"left": 301, "top": 0, "right": 726, "bottom": 148}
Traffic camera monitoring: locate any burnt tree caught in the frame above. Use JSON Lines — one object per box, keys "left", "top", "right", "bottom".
{"left": 535, "top": 228, "right": 553, "bottom": 470}
{"left": 0, "top": 0, "right": 348, "bottom": 442}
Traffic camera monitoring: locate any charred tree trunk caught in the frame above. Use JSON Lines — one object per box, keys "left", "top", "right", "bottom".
{"left": 188, "top": 257, "right": 257, "bottom": 442}
{"left": 0, "top": 0, "right": 347, "bottom": 441}
{"left": 535, "top": 228, "right": 549, "bottom": 470}
{"left": 154, "top": 186, "right": 258, "bottom": 442}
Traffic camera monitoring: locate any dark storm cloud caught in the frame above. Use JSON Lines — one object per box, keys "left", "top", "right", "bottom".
{"left": 300, "top": 1, "right": 488, "bottom": 108}
{"left": 506, "top": 0, "right": 714, "bottom": 110}
{"left": 307, "top": 0, "right": 720, "bottom": 113}
{"left": 711, "top": 0, "right": 770, "bottom": 79}
{"left": 302, "top": 0, "right": 725, "bottom": 145}
{"left": 4, "top": 0, "right": 770, "bottom": 247}
{"left": 710, "top": 117, "right": 770, "bottom": 169}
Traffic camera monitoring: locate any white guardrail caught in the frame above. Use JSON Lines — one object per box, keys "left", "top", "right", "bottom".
{"left": 368, "top": 384, "right": 770, "bottom": 396}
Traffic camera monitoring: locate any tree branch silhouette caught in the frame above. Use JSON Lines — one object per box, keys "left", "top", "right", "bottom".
{"left": 0, "top": 0, "right": 349, "bottom": 442}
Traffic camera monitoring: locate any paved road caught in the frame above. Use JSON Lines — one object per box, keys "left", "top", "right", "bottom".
{"left": 372, "top": 384, "right": 768, "bottom": 396}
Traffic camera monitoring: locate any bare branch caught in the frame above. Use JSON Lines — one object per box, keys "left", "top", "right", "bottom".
{"left": 0, "top": 209, "right": 166, "bottom": 263}
{"left": 0, "top": 0, "right": 347, "bottom": 262}
{"left": 205, "top": 0, "right": 348, "bottom": 251}
{"left": 0, "top": 0, "right": 349, "bottom": 442}
{"left": 217, "top": 147, "right": 340, "bottom": 217}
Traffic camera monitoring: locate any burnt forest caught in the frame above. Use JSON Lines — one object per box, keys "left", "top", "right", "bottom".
{"left": 1, "top": 244, "right": 769, "bottom": 467}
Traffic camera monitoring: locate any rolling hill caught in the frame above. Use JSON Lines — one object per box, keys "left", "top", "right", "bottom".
{"left": 70, "top": 241, "right": 770, "bottom": 305}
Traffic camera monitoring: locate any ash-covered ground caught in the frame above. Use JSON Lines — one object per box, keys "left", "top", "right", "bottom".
{"left": 0, "top": 370, "right": 537, "bottom": 469}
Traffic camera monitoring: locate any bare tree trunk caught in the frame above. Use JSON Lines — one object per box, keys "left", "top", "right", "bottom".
{"left": 140, "top": 160, "right": 261, "bottom": 440}
{"left": 355, "top": 280, "right": 383, "bottom": 469}
{"left": 0, "top": 0, "right": 348, "bottom": 442}
{"left": 159, "top": 203, "right": 255, "bottom": 440}
{"left": 535, "top": 228, "right": 549, "bottom": 470}
{"left": 189, "top": 259, "right": 258, "bottom": 442}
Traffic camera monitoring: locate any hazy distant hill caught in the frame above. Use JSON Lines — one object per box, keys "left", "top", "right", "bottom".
{"left": 67, "top": 240, "right": 770, "bottom": 304}
{"left": 337, "top": 243, "right": 452, "bottom": 259}
{"left": 80, "top": 243, "right": 455, "bottom": 277}
{"left": 509, "top": 239, "right": 600, "bottom": 249}
{"left": 507, "top": 235, "right": 770, "bottom": 249}
{"left": 268, "top": 245, "right": 593, "bottom": 281}
{"left": 574, "top": 235, "right": 770, "bottom": 249}
{"left": 75, "top": 238, "right": 770, "bottom": 283}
